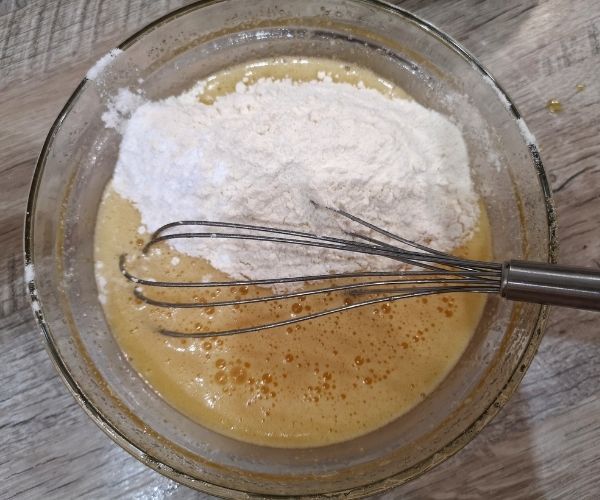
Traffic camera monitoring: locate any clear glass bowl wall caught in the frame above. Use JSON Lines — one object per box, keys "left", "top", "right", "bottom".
{"left": 27, "top": 0, "right": 555, "bottom": 497}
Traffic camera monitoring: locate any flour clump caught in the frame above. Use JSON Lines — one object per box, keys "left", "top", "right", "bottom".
{"left": 108, "top": 76, "right": 479, "bottom": 282}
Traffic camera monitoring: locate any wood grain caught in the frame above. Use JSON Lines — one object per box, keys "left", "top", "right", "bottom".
{"left": 1, "top": 0, "right": 599, "bottom": 498}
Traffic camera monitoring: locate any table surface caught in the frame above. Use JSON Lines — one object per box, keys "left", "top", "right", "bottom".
{"left": 1, "top": 0, "right": 599, "bottom": 498}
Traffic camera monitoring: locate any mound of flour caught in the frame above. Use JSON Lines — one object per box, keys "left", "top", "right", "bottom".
{"left": 107, "top": 77, "right": 478, "bottom": 280}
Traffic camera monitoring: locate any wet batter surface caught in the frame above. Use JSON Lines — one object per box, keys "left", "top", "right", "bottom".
{"left": 95, "top": 58, "right": 492, "bottom": 448}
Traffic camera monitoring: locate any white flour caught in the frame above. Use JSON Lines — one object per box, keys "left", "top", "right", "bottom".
{"left": 87, "top": 48, "right": 122, "bottom": 81}
{"left": 107, "top": 77, "right": 479, "bottom": 281}
{"left": 102, "top": 88, "right": 146, "bottom": 132}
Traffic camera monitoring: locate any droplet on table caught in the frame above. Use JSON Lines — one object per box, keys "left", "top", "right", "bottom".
{"left": 546, "top": 98, "right": 563, "bottom": 113}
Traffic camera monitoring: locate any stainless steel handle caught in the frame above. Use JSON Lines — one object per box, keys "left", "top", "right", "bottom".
{"left": 501, "top": 260, "right": 600, "bottom": 311}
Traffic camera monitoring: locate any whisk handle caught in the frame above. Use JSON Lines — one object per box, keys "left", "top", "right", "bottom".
{"left": 501, "top": 260, "right": 600, "bottom": 311}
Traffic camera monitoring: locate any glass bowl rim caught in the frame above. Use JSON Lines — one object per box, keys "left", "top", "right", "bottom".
{"left": 23, "top": 0, "right": 558, "bottom": 496}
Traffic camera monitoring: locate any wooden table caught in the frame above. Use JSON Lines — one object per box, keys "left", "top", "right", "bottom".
{"left": 2, "top": 1, "right": 599, "bottom": 498}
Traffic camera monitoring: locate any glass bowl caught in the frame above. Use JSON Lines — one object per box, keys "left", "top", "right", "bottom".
{"left": 25, "top": 0, "right": 557, "bottom": 497}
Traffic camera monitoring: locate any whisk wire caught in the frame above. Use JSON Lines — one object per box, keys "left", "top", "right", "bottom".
{"left": 134, "top": 276, "right": 500, "bottom": 309}
{"left": 120, "top": 206, "right": 504, "bottom": 337}
{"left": 159, "top": 285, "right": 498, "bottom": 338}
{"left": 142, "top": 224, "right": 500, "bottom": 273}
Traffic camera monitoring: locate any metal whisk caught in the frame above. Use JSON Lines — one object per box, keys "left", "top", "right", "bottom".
{"left": 119, "top": 205, "right": 600, "bottom": 337}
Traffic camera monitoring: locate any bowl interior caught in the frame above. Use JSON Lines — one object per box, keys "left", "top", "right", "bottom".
{"left": 27, "top": 0, "right": 554, "bottom": 496}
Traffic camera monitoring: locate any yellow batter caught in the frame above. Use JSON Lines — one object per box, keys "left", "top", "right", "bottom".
{"left": 95, "top": 58, "right": 492, "bottom": 448}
